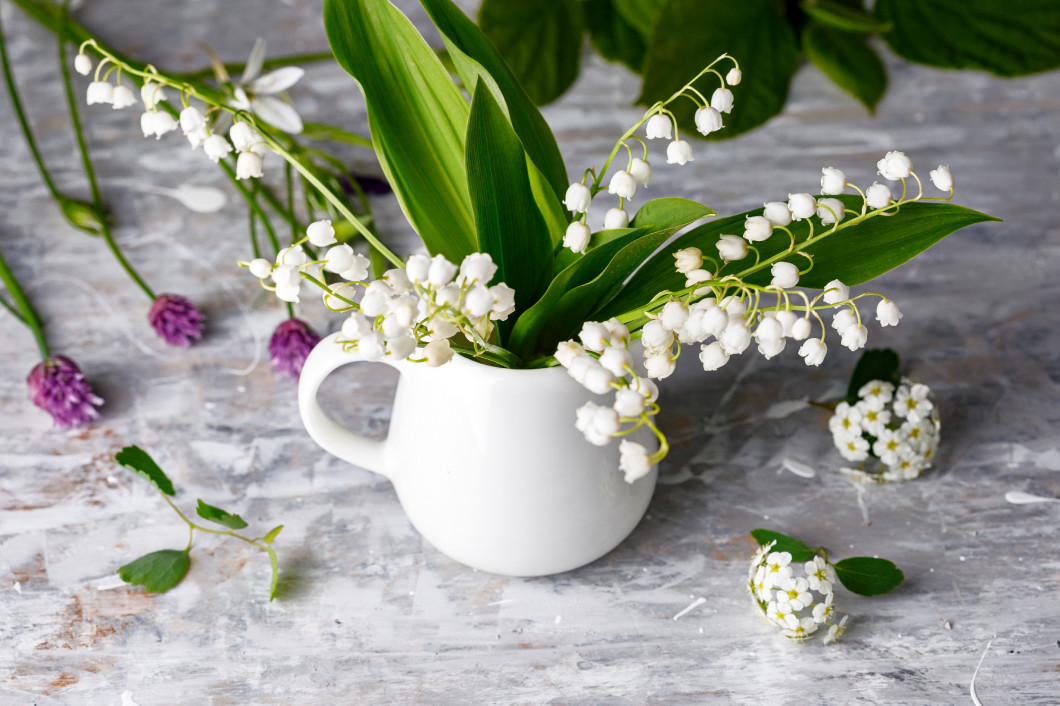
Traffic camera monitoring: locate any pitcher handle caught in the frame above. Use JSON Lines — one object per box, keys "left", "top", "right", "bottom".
{"left": 298, "top": 333, "right": 397, "bottom": 479}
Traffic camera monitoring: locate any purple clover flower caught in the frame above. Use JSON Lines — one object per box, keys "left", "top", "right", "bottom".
{"left": 269, "top": 318, "right": 320, "bottom": 379}
{"left": 148, "top": 294, "right": 204, "bottom": 347}
{"left": 27, "top": 356, "right": 104, "bottom": 429}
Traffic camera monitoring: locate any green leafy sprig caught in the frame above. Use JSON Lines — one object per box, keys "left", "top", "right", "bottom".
{"left": 115, "top": 445, "right": 283, "bottom": 600}
{"left": 751, "top": 528, "right": 904, "bottom": 597}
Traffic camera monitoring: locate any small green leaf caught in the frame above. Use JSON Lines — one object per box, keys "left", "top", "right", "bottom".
{"left": 478, "top": 0, "right": 584, "bottom": 106}
{"left": 59, "top": 198, "right": 104, "bottom": 235}
{"left": 263, "top": 525, "right": 284, "bottom": 544}
{"left": 875, "top": 0, "right": 1060, "bottom": 77}
{"left": 118, "top": 549, "right": 190, "bottom": 594}
{"left": 803, "top": 22, "right": 888, "bottom": 113}
{"left": 115, "top": 445, "right": 175, "bottom": 496}
{"left": 845, "top": 348, "right": 901, "bottom": 404}
{"left": 801, "top": 0, "right": 893, "bottom": 33}
{"left": 638, "top": 0, "right": 798, "bottom": 140}
{"left": 195, "top": 499, "right": 249, "bottom": 530}
{"left": 834, "top": 556, "right": 905, "bottom": 596}
{"left": 266, "top": 545, "right": 280, "bottom": 601}
{"left": 585, "top": 0, "right": 647, "bottom": 73}
{"left": 750, "top": 529, "right": 816, "bottom": 563}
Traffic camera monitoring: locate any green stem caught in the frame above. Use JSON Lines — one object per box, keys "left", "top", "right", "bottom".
{"left": 172, "top": 51, "right": 336, "bottom": 83}
{"left": 57, "top": 15, "right": 154, "bottom": 300}
{"left": 0, "top": 293, "right": 27, "bottom": 324}
{"left": 0, "top": 245, "right": 50, "bottom": 358}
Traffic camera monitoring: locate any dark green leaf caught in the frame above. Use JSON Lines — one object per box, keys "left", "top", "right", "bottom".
{"left": 612, "top": 0, "right": 664, "bottom": 38}
{"left": 118, "top": 549, "right": 190, "bottom": 594}
{"left": 801, "top": 0, "right": 893, "bottom": 33}
{"left": 324, "top": 0, "right": 476, "bottom": 262}
{"left": 585, "top": 0, "right": 647, "bottom": 73}
{"left": 465, "top": 80, "right": 554, "bottom": 341}
{"left": 115, "top": 445, "right": 175, "bottom": 496}
{"left": 845, "top": 348, "right": 901, "bottom": 404}
{"left": 59, "top": 198, "right": 104, "bottom": 235}
{"left": 875, "top": 0, "right": 1060, "bottom": 77}
{"left": 263, "top": 525, "right": 284, "bottom": 544}
{"left": 195, "top": 499, "right": 249, "bottom": 530}
{"left": 478, "top": 0, "right": 583, "bottom": 106}
{"left": 834, "top": 556, "right": 905, "bottom": 596}
{"left": 639, "top": 0, "right": 798, "bottom": 140}
{"left": 803, "top": 22, "right": 888, "bottom": 113}
{"left": 750, "top": 529, "right": 816, "bottom": 563}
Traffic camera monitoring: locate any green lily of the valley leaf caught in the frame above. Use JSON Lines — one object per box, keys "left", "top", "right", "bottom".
{"left": 323, "top": 0, "right": 476, "bottom": 262}
{"left": 612, "top": 0, "right": 663, "bottom": 39}
{"left": 638, "top": 0, "right": 798, "bottom": 140}
{"left": 118, "top": 549, "right": 190, "bottom": 594}
{"left": 845, "top": 348, "right": 901, "bottom": 404}
{"left": 195, "top": 499, "right": 249, "bottom": 530}
{"left": 465, "top": 80, "right": 554, "bottom": 342}
{"left": 115, "top": 445, "right": 175, "bottom": 496}
{"left": 750, "top": 529, "right": 817, "bottom": 563}
{"left": 585, "top": 0, "right": 648, "bottom": 73}
{"left": 478, "top": 0, "right": 583, "bottom": 107}
{"left": 833, "top": 556, "right": 905, "bottom": 596}
{"left": 801, "top": 0, "right": 893, "bottom": 34}
{"left": 803, "top": 21, "right": 888, "bottom": 114}
{"left": 875, "top": 0, "right": 1060, "bottom": 77}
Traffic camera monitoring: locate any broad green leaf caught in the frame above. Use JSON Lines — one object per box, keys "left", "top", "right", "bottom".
{"left": 639, "top": 0, "right": 798, "bottom": 140}
{"left": 845, "top": 348, "right": 901, "bottom": 404}
{"left": 465, "top": 80, "right": 554, "bottom": 342}
{"left": 585, "top": 0, "right": 647, "bottom": 73}
{"left": 478, "top": 0, "right": 584, "bottom": 106}
{"left": 422, "top": 0, "right": 569, "bottom": 198}
{"left": 263, "top": 525, "right": 284, "bottom": 544}
{"left": 801, "top": 0, "right": 893, "bottom": 34}
{"left": 118, "top": 549, "right": 190, "bottom": 594}
{"left": 834, "top": 556, "right": 905, "bottom": 596}
{"left": 195, "top": 499, "right": 249, "bottom": 530}
{"left": 612, "top": 0, "right": 664, "bottom": 39}
{"left": 323, "top": 0, "right": 476, "bottom": 262}
{"left": 803, "top": 22, "right": 888, "bottom": 114}
{"left": 875, "top": 0, "right": 1060, "bottom": 77}
{"left": 115, "top": 445, "right": 174, "bottom": 496}
{"left": 750, "top": 529, "right": 816, "bottom": 563}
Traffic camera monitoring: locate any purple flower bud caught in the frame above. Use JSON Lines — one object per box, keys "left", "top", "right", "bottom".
{"left": 27, "top": 356, "right": 104, "bottom": 429}
{"left": 149, "top": 294, "right": 204, "bottom": 347}
{"left": 268, "top": 318, "right": 321, "bottom": 379}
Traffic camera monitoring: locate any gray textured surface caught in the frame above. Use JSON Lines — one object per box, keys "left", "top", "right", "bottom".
{"left": 1, "top": 1, "right": 1059, "bottom": 703}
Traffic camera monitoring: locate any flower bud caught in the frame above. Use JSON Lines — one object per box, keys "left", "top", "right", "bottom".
{"left": 582, "top": 362, "right": 616, "bottom": 395}
{"left": 865, "top": 181, "right": 893, "bottom": 210}
{"left": 563, "top": 182, "right": 592, "bottom": 213}
{"left": 489, "top": 284, "right": 516, "bottom": 321}
{"left": 755, "top": 316, "right": 784, "bottom": 344}
{"left": 645, "top": 114, "right": 673, "bottom": 140}
{"left": 791, "top": 317, "right": 812, "bottom": 341}
{"left": 816, "top": 198, "right": 845, "bottom": 226}
{"left": 770, "top": 262, "right": 800, "bottom": 289}
{"left": 641, "top": 319, "right": 673, "bottom": 351}
{"left": 614, "top": 389, "right": 646, "bottom": 418}
{"left": 823, "top": 279, "right": 849, "bottom": 305}
{"left": 248, "top": 258, "right": 272, "bottom": 279}
{"left": 787, "top": 193, "right": 817, "bottom": 221}
{"left": 726, "top": 68, "right": 742, "bottom": 85}
{"left": 599, "top": 346, "right": 633, "bottom": 378}
{"left": 763, "top": 201, "right": 792, "bottom": 227}
{"left": 74, "top": 53, "right": 93, "bottom": 76}
{"left": 463, "top": 285, "right": 494, "bottom": 318}
{"left": 877, "top": 150, "right": 912, "bottom": 181}
{"left": 629, "top": 157, "right": 652, "bottom": 186}
{"left": 666, "top": 140, "right": 694, "bottom": 166}
{"left": 659, "top": 301, "right": 689, "bottom": 331}
{"left": 673, "top": 247, "right": 703, "bottom": 274}
{"left": 603, "top": 207, "right": 629, "bottom": 230}
{"left": 405, "top": 253, "right": 431, "bottom": 284}
{"left": 555, "top": 340, "right": 585, "bottom": 368}
{"left": 140, "top": 81, "right": 165, "bottom": 108}
{"left": 579, "top": 321, "right": 610, "bottom": 352}
{"left": 720, "top": 321, "right": 751, "bottom": 354}
{"left": 831, "top": 308, "right": 857, "bottom": 334}
{"left": 386, "top": 335, "right": 417, "bottom": 360}
{"left": 306, "top": 219, "right": 337, "bottom": 247}
{"left": 608, "top": 170, "right": 637, "bottom": 200}
{"left": 694, "top": 106, "right": 723, "bottom": 135}
{"left": 820, "top": 167, "right": 847, "bottom": 195}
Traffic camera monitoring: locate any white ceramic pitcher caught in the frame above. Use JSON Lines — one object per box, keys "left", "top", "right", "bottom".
{"left": 298, "top": 333, "right": 658, "bottom": 576}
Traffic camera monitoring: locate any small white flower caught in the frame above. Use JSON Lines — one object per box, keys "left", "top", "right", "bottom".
{"left": 783, "top": 617, "right": 820, "bottom": 640}
{"left": 720, "top": 320, "right": 752, "bottom": 355}
{"left": 831, "top": 308, "right": 857, "bottom": 334}
{"left": 775, "top": 310, "right": 798, "bottom": 338}
{"left": 179, "top": 106, "right": 206, "bottom": 135}
{"left": 700, "top": 304, "right": 729, "bottom": 338}
{"left": 764, "top": 551, "right": 793, "bottom": 587}
{"left": 659, "top": 301, "right": 689, "bottom": 332}
{"left": 141, "top": 111, "right": 178, "bottom": 139}
{"left": 323, "top": 244, "right": 353, "bottom": 275}
{"left": 457, "top": 252, "right": 498, "bottom": 286}
{"left": 555, "top": 340, "right": 585, "bottom": 368}
{"left": 235, "top": 151, "right": 263, "bottom": 179}
{"left": 865, "top": 181, "right": 893, "bottom": 210}
{"left": 762, "top": 201, "right": 792, "bottom": 227}
{"left": 324, "top": 284, "right": 356, "bottom": 311}
{"left": 673, "top": 247, "right": 703, "bottom": 274}
{"left": 603, "top": 207, "right": 630, "bottom": 230}
{"left": 640, "top": 319, "right": 674, "bottom": 351}
{"left": 493, "top": 284, "right": 521, "bottom": 321}
{"left": 635, "top": 376, "right": 659, "bottom": 403}
{"left": 271, "top": 263, "right": 299, "bottom": 287}
{"left": 877, "top": 150, "right": 913, "bottom": 181}
{"left": 463, "top": 285, "right": 494, "bottom": 318}
{"left": 384, "top": 269, "right": 412, "bottom": 293}
{"left": 666, "top": 140, "right": 694, "bottom": 166}
{"left": 726, "top": 68, "right": 742, "bottom": 85}
{"left": 743, "top": 215, "right": 773, "bottom": 243}
{"left": 74, "top": 53, "right": 93, "bottom": 76}
{"left": 716, "top": 234, "right": 748, "bottom": 262}
{"left": 629, "top": 157, "right": 652, "bottom": 186}
{"left": 579, "top": 321, "right": 610, "bottom": 352}
{"left": 231, "top": 39, "right": 305, "bottom": 134}
{"left": 619, "top": 439, "right": 653, "bottom": 484}
{"left": 229, "top": 121, "right": 263, "bottom": 154}
{"left": 608, "top": 171, "right": 637, "bottom": 200}
{"left": 341, "top": 313, "right": 373, "bottom": 340}
{"left": 645, "top": 114, "right": 673, "bottom": 140}
{"left": 929, "top": 164, "right": 954, "bottom": 192}
{"left": 694, "top": 106, "right": 723, "bottom": 135}
{"left": 858, "top": 402, "right": 892, "bottom": 437}
{"left": 838, "top": 433, "right": 870, "bottom": 462}
{"left": 787, "top": 193, "right": 817, "bottom": 221}
{"left": 427, "top": 254, "right": 458, "bottom": 287}
{"left": 710, "top": 87, "right": 734, "bottom": 114}
{"left": 423, "top": 339, "right": 454, "bottom": 367}
{"left": 563, "top": 221, "right": 591, "bottom": 254}
{"left": 766, "top": 602, "right": 799, "bottom": 631}
{"left": 699, "top": 342, "right": 729, "bottom": 371}
{"left": 405, "top": 253, "right": 431, "bottom": 284}
{"left": 613, "top": 388, "right": 646, "bottom": 418}
{"left": 776, "top": 576, "right": 812, "bottom": 611}
{"left": 805, "top": 556, "right": 836, "bottom": 595}
{"left": 598, "top": 346, "right": 633, "bottom": 378}
{"left": 798, "top": 338, "right": 826, "bottom": 366}
{"left": 604, "top": 318, "right": 631, "bottom": 347}
{"left": 575, "top": 401, "right": 619, "bottom": 445}
{"left": 829, "top": 401, "right": 863, "bottom": 437}
{"left": 876, "top": 299, "right": 902, "bottom": 327}
{"left": 306, "top": 219, "right": 337, "bottom": 247}
{"left": 858, "top": 380, "right": 895, "bottom": 405}
{"left": 357, "top": 332, "right": 386, "bottom": 361}
{"left": 755, "top": 316, "right": 784, "bottom": 344}
{"left": 563, "top": 182, "right": 592, "bottom": 213}
{"left": 758, "top": 333, "right": 785, "bottom": 359}
{"left": 841, "top": 324, "right": 868, "bottom": 351}
{"left": 644, "top": 352, "right": 675, "bottom": 379}
{"left": 111, "top": 85, "right": 137, "bottom": 110}
{"left": 812, "top": 592, "right": 836, "bottom": 623}
{"left": 816, "top": 198, "right": 845, "bottom": 226}
{"left": 790, "top": 317, "right": 812, "bottom": 341}
{"left": 820, "top": 167, "right": 847, "bottom": 195}
{"left": 894, "top": 383, "right": 933, "bottom": 423}
{"left": 248, "top": 258, "right": 272, "bottom": 279}
{"left": 274, "top": 282, "right": 301, "bottom": 303}
{"left": 824, "top": 615, "right": 849, "bottom": 644}
{"left": 202, "top": 135, "right": 233, "bottom": 162}
{"left": 140, "top": 81, "right": 166, "bottom": 109}
{"left": 872, "top": 428, "right": 906, "bottom": 466}
{"left": 823, "top": 279, "right": 849, "bottom": 305}
{"left": 770, "top": 262, "right": 799, "bottom": 289}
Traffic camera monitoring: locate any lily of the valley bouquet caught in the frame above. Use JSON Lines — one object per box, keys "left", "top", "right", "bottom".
{"left": 74, "top": 0, "right": 994, "bottom": 483}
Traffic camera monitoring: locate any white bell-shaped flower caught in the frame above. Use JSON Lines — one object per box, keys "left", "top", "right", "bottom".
{"left": 489, "top": 283, "right": 516, "bottom": 320}
{"left": 613, "top": 389, "right": 646, "bottom": 418}
{"left": 619, "top": 440, "right": 653, "bottom": 484}
{"left": 816, "top": 198, "right": 845, "bottom": 226}
{"left": 799, "top": 338, "right": 826, "bottom": 366}
{"left": 876, "top": 299, "right": 902, "bottom": 327}
{"left": 608, "top": 170, "right": 637, "bottom": 200}
{"left": 659, "top": 301, "right": 689, "bottom": 332}
{"left": 324, "top": 243, "right": 354, "bottom": 274}
{"left": 790, "top": 317, "right": 812, "bottom": 341}
{"left": 140, "top": 81, "right": 166, "bottom": 109}
{"left": 563, "top": 221, "right": 591, "bottom": 254}
{"left": 823, "top": 279, "right": 849, "bottom": 305}
{"left": 929, "top": 164, "right": 953, "bottom": 192}
{"left": 603, "top": 207, "right": 630, "bottom": 230}
{"left": 865, "top": 181, "right": 893, "bottom": 210}
{"left": 666, "top": 140, "right": 694, "bottom": 166}
{"left": 726, "top": 68, "right": 742, "bottom": 85}
{"left": 179, "top": 106, "right": 206, "bottom": 135}
{"left": 711, "top": 87, "right": 734, "bottom": 114}
{"left": 841, "top": 324, "right": 869, "bottom": 351}
{"left": 423, "top": 339, "right": 454, "bottom": 367}
{"left": 202, "top": 135, "right": 232, "bottom": 162}
{"left": 716, "top": 234, "right": 748, "bottom": 262}
{"left": 629, "top": 157, "right": 652, "bottom": 186}
{"left": 111, "top": 85, "right": 136, "bottom": 110}
{"left": 457, "top": 252, "right": 498, "bottom": 286}
{"left": 763, "top": 201, "right": 792, "bottom": 227}
{"left": 831, "top": 308, "right": 857, "bottom": 334}
{"left": 787, "top": 193, "right": 817, "bottom": 221}
{"left": 877, "top": 151, "right": 912, "bottom": 181}
{"left": 463, "top": 285, "right": 495, "bottom": 318}
{"left": 640, "top": 319, "right": 673, "bottom": 351}
{"left": 720, "top": 321, "right": 752, "bottom": 354}
{"left": 770, "top": 262, "right": 800, "bottom": 289}
{"left": 644, "top": 352, "right": 675, "bottom": 379}
{"left": 579, "top": 321, "right": 610, "bottom": 352}
{"left": 306, "top": 220, "right": 337, "bottom": 248}
{"left": 694, "top": 106, "right": 723, "bottom": 135}
{"left": 555, "top": 340, "right": 586, "bottom": 368}
{"left": 248, "top": 258, "right": 272, "bottom": 279}
{"left": 235, "top": 151, "right": 263, "bottom": 179}
{"left": 645, "top": 114, "right": 673, "bottom": 140}
{"left": 563, "top": 182, "right": 592, "bottom": 213}
{"left": 599, "top": 346, "right": 633, "bottom": 378}
{"left": 86, "top": 81, "right": 114, "bottom": 105}
{"left": 427, "top": 254, "right": 458, "bottom": 286}
{"left": 820, "top": 167, "right": 847, "bottom": 195}
{"left": 743, "top": 215, "right": 773, "bottom": 243}
{"left": 699, "top": 341, "right": 729, "bottom": 371}
{"left": 673, "top": 247, "right": 703, "bottom": 274}
{"left": 404, "top": 253, "right": 431, "bottom": 284}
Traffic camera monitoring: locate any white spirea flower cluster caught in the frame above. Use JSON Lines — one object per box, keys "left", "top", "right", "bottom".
{"left": 560, "top": 57, "right": 741, "bottom": 254}
{"left": 748, "top": 542, "right": 848, "bottom": 643}
{"left": 555, "top": 319, "right": 661, "bottom": 484}
{"left": 243, "top": 221, "right": 515, "bottom": 366}
{"left": 831, "top": 379, "right": 941, "bottom": 481}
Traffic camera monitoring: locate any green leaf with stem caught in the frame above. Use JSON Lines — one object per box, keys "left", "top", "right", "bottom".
{"left": 750, "top": 529, "right": 817, "bottom": 563}
{"left": 845, "top": 348, "right": 901, "bottom": 404}
{"left": 115, "top": 445, "right": 175, "bottom": 496}
{"left": 196, "top": 499, "right": 249, "bottom": 530}
{"left": 833, "top": 556, "right": 905, "bottom": 596}
{"left": 263, "top": 525, "right": 284, "bottom": 544}
{"left": 118, "top": 549, "right": 190, "bottom": 594}
{"left": 801, "top": 0, "right": 893, "bottom": 34}
{"left": 803, "top": 22, "right": 888, "bottom": 114}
